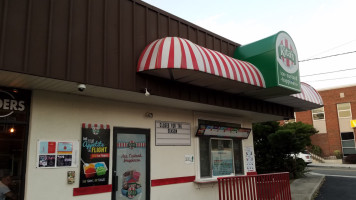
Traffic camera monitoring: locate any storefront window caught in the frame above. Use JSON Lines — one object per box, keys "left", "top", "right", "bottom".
{"left": 312, "top": 107, "right": 325, "bottom": 120}
{"left": 337, "top": 103, "right": 351, "bottom": 118}
{"left": 198, "top": 120, "right": 243, "bottom": 178}
{"left": 0, "top": 87, "right": 31, "bottom": 200}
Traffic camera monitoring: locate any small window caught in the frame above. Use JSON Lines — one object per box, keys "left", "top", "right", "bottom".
{"left": 337, "top": 103, "right": 351, "bottom": 118}
{"left": 312, "top": 107, "right": 325, "bottom": 120}
{"left": 199, "top": 138, "right": 243, "bottom": 178}
{"left": 198, "top": 120, "right": 243, "bottom": 178}
{"left": 341, "top": 132, "right": 354, "bottom": 140}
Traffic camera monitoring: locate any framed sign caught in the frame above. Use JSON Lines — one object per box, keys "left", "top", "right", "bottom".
{"left": 155, "top": 121, "right": 191, "bottom": 146}
{"left": 37, "top": 140, "right": 79, "bottom": 168}
{"left": 80, "top": 123, "right": 110, "bottom": 187}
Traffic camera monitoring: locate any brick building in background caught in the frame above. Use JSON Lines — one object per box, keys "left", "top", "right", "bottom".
{"left": 296, "top": 85, "right": 356, "bottom": 157}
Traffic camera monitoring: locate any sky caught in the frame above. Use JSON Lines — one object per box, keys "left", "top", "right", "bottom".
{"left": 142, "top": 0, "right": 356, "bottom": 90}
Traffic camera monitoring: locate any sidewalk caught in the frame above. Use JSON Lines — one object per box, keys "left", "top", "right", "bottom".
{"left": 308, "top": 162, "right": 356, "bottom": 169}
{"left": 290, "top": 162, "right": 356, "bottom": 200}
{"left": 290, "top": 173, "right": 325, "bottom": 200}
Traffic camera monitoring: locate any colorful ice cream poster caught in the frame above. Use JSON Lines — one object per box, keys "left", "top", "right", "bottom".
{"left": 80, "top": 123, "right": 110, "bottom": 187}
{"left": 117, "top": 134, "right": 146, "bottom": 200}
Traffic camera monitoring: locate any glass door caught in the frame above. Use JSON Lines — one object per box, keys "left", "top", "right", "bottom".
{"left": 113, "top": 127, "right": 150, "bottom": 200}
{"left": 0, "top": 87, "right": 31, "bottom": 200}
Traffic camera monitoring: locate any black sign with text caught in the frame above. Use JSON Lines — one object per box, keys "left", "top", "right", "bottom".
{"left": 80, "top": 123, "right": 110, "bottom": 187}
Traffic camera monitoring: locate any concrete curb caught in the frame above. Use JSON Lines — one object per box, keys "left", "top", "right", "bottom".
{"left": 308, "top": 164, "right": 356, "bottom": 169}
{"left": 310, "top": 175, "right": 325, "bottom": 200}
{"left": 290, "top": 174, "right": 325, "bottom": 200}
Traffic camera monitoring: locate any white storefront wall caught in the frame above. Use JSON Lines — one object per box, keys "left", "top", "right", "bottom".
{"left": 25, "top": 90, "right": 255, "bottom": 200}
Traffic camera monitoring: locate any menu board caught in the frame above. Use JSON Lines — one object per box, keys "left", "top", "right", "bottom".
{"left": 211, "top": 150, "right": 234, "bottom": 176}
{"left": 37, "top": 140, "right": 79, "bottom": 168}
{"left": 80, "top": 123, "right": 110, "bottom": 187}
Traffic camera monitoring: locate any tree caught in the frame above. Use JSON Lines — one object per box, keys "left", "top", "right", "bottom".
{"left": 253, "top": 121, "right": 317, "bottom": 178}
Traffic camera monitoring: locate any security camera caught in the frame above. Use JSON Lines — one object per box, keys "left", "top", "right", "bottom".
{"left": 78, "top": 84, "right": 86, "bottom": 92}
{"left": 145, "top": 88, "right": 150, "bottom": 96}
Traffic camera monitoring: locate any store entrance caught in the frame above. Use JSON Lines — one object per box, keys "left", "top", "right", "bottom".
{"left": 0, "top": 123, "right": 27, "bottom": 199}
{"left": 112, "top": 127, "right": 150, "bottom": 200}
{"left": 0, "top": 87, "right": 31, "bottom": 200}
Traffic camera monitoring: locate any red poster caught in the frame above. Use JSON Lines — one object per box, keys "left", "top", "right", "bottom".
{"left": 48, "top": 142, "right": 56, "bottom": 154}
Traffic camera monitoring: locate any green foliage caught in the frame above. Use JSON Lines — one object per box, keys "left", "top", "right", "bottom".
{"left": 334, "top": 150, "right": 342, "bottom": 159}
{"left": 309, "top": 145, "right": 323, "bottom": 157}
{"left": 253, "top": 121, "right": 317, "bottom": 178}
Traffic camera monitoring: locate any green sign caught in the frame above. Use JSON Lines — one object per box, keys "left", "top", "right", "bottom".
{"left": 234, "top": 31, "right": 300, "bottom": 96}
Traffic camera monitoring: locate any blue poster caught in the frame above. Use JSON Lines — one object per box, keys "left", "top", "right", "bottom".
{"left": 117, "top": 134, "right": 146, "bottom": 200}
{"left": 212, "top": 150, "right": 234, "bottom": 176}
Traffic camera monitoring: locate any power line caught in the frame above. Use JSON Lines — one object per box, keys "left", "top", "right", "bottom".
{"left": 306, "top": 39, "right": 356, "bottom": 59}
{"left": 298, "top": 50, "right": 356, "bottom": 62}
{"left": 303, "top": 75, "right": 356, "bottom": 82}
{"left": 301, "top": 67, "right": 356, "bottom": 77}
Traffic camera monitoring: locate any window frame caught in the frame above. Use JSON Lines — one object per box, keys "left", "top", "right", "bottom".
{"left": 337, "top": 103, "right": 352, "bottom": 118}
{"left": 210, "top": 138, "right": 235, "bottom": 178}
{"left": 340, "top": 132, "right": 356, "bottom": 156}
{"left": 195, "top": 116, "right": 245, "bottom": 180}
{"left": 312, "top": 107, "right": 325, "bottom": 121}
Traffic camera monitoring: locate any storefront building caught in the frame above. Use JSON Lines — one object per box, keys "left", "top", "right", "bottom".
{"left": 295, "top": 85, "right": 356, "bottom": 157}
{"left": 0, "top": 0, "right": 323, "bottom": 200}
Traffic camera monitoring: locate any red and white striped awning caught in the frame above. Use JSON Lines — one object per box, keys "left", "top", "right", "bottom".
{"left": 267, "top": 82, "right": 323, "bottom": 111}
{"left": 137, "top": 37, "right": 265, "bottom": 93}
{"left": 292, "top": 82, "right": 323, "bottom": 105}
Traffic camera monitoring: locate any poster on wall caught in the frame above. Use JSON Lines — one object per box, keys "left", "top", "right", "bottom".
{"left": 245, "top": 146, "right": 256, "bottom": 172}
{"left": 80, "top": 123, "right": 110, "bottom": 187}
{"left": 117, "top": 134, "right": 147, "bottom": 200}
{"left": 211, "top": 150, "right": 234, "bottom": 176}
{"left": 37, "top": 140, "right": 79, "bottom": 168}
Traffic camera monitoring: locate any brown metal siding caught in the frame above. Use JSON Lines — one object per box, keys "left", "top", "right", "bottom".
{"left": 0, "top": 0, "right": 294, "bottom": 118}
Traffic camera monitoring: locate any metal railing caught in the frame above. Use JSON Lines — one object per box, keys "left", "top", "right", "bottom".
{"left": 218, "top": 172, "right": 291, "bottom": 200}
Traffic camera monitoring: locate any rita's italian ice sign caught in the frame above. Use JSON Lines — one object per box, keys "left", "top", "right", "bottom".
{"left": 234, "top": 31, "right": 301, "bottom": 95}
{"left": 276, "top": 32, "right": 299, "bottom": 90}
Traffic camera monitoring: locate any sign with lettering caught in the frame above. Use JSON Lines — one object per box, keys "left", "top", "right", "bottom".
{"left": 245, "top": 146, "right": 256, "bottom": 172}
{"left": 234, "top": 31, "right": 301, "bottom": 96}
{"left": 80, "top": 123, "right": 110, "bottom": 187}
{"left": 117, "top": 134, "right": 147, "bottom": 200}
{"left": 155, "top": 120, "right": 191, "bottom": 146}
{"left": 196, "top": 125, "right": 251, "bottom": 139}
{"left": 0, "top": 89, "right": 26, "bottom": 118}
{"left": 276, "top": 32, "right": 300, "bottom": 91}
{"left": 212, "top": 150, "right": 233, "bottom": 176}
{"left": 37, "top": 140, "right": 79, "bottom": 168}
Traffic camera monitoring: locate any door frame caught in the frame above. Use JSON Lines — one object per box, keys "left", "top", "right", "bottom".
{"left": 112, "top": 127, "right": 150, "bottom": 200}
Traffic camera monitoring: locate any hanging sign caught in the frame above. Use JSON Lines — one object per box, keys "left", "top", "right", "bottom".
{"left": 196, "top": 125, "right": 251, "bottom": 139}
{"left": 350, "top": 120, "right": 356, "bottom": 128}
{"left": 234, "top": 31, "right": 301, "bottom": 96}
{"left": 80, "top": 123, "right": 110, "bottom": 187}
